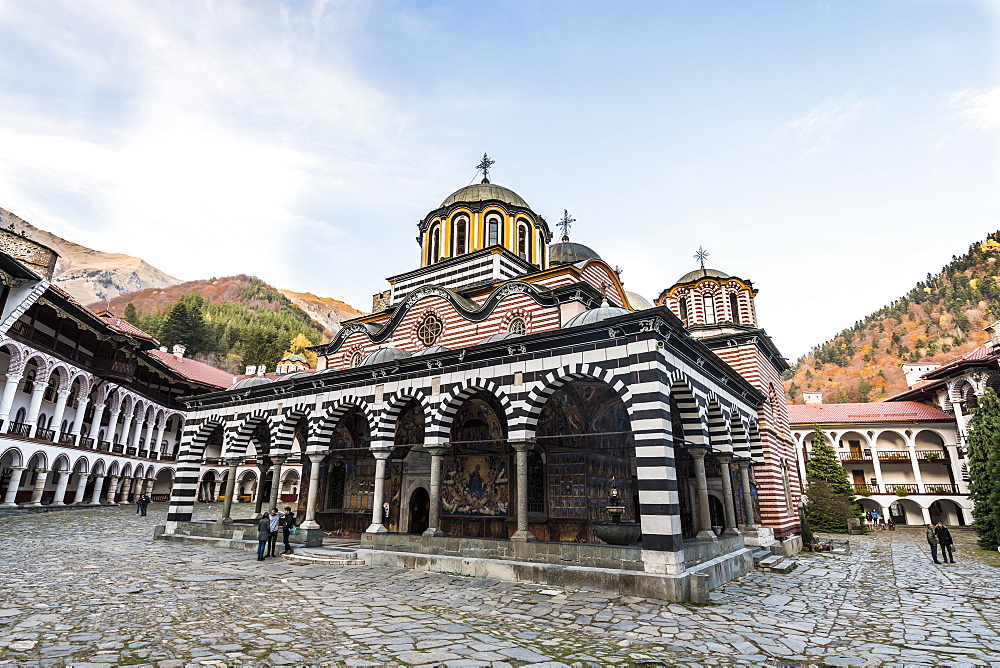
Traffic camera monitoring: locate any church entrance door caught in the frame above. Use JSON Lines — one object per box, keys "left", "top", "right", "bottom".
{"left": 409, "top": 488, "right": 430, "bottom": 534}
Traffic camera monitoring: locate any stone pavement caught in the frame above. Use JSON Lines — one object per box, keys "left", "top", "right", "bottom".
{"left": 1, "top": 505, "right": 999, "bottom": 667}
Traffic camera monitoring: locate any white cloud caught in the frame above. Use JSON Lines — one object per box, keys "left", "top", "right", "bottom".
{"left": 779, "top": 93, "right": 866, "bottom": 156}
{"left": 945, "top": 85, "right": 1000, "bottom": 132}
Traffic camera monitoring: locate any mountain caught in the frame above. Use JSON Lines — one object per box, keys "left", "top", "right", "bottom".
{"left": 0, "top": 206, "right": 183, "bottom": 303}
{"left": 784, "top": 232, "right": 1000, "bottom": 404}
{"left": 92, "top": 275, "right": 332, "bottom": 374}
{"left": 276, "top": 289, "right": 365, "bottom": 337}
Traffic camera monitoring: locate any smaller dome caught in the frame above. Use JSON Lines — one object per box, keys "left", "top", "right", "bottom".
{"left": 626, "top": 291, "right": 653, "bottom": 310}
{"left": 360, "top": 347, "right": 411, "bottom": 366}
{"left": 564, "top": 301, "right": 630, "bottom": 328}
{"left": 549, "top": 241, "right": 602, "bottom": 266}
{"left": 280, "top": 353, "right": 307, "bottom": 363}
{"left": 411, "top": 345, "right": 451, "bottom": 357}
{"left": 675, "top": 267, "right": 730, "bottom": 285}
{"left": 282, "top": 371, "right": 315, "bottom": 381}
{"left": 477, "top": 332, "right": 522, "bottom": 345}
{"left": 228, "top": 376, "right": 274, "bottom": 391}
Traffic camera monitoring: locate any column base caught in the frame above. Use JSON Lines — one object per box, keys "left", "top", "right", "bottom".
{"left": 299, "top": 520, "right": 320, "bottom": 530}
{"left": 218, "top": 517, "right": 233, "bottom": 524}
{"left": 366, "top": 523, "right": 387, "bottom": 534}
{"left": 695, "top": 530, "right": 718, "bottom": 541}
{"left": 722, "top": 528, "right": 741, "bottom": 537}
{"left": 422, "top": 527, "right": 444, "bottom": 537}
{"left": 0, "top": 502, "right": 18, "bottom": 507}
{"left": 510, "top": 530, "right": 536, "bottom": 542}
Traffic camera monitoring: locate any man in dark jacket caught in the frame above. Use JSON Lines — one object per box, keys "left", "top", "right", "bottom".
{"left": 935, "top": 522, "right": 956, "bottom": 563}
{"left": 280, "top": 507, "right": 296, "bottom": 555}
{"left": 256, "top": 514, "right": 271, "bottom": 561}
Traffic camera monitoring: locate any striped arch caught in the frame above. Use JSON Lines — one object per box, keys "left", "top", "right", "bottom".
{"left": 71, "top": 455, "right": 90, "bottom": 474}
{"left": 0, "top": 446, "right": 24, "bottom": 467}
{"left": 0, "top": 337, "right": 28, "bottom": 375}
{"left": 22, "top": 351, "right": 52, "bottom": 382}
{"left": 92, "top": 382, "right": 115, "bottom": 407}
{"left": 272, "top": 402, "right": 316, "bottom": 454}
{"left": 428, "top": 379, "right": 514, "bottom": 446}
{"left": 705, "top": 400, "right": 731, "bottom": 453}
{"left": 47, "top": 362, "right": 73, "bottom": 390}
{"left": 513, "top": 363, "right": 631, "bottom": 440}
{"left": 376, "top": 388, "right": 432, "bottom": 444}
{"left": 747, "top": 419, "right": 763, "bottom": 463}
{"left": 92, "top": 459, "right": 108, "bottom": 476}
{"left": 227, "top": 411, "right": 274, "bottom": 457}
{"left": 668, "top": 376, "right": 707, "bottom": 448}
{"left": 307, "top": 396, "right": 375, "bottom": 453}
{"left": 166, "top": 416, "right": 227, "bottom": 523}
{"left": 729, "top": 413, "right": 750, "bottom": 459}
{"left": 120, "top": 462, "right": 134, "bottom": 479}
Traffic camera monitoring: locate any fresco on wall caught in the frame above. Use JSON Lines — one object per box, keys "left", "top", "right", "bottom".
{"left": 441, "top": 455, "right": 509, "bottom": 516}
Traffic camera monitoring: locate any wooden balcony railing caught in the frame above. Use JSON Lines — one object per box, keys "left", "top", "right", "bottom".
{"left": 126, "top": 446, "right": 137, "bottom": 456}
{"left": 34, "top": 427, "right": 56, "bottom": 442}
{"left": 79, "top": 436, "right": 95, "bottom": 449}
{"left": 852, "top": 483, "right": 880, "bottom": 494}
{"left": 887, "top": 484, "right": 920, "bottom": 495}
{"left": 923, "top": 483, "right": 958, "bottom": 494}
{"left": 839, "top": 451, "right": 872, "bottom": 461}
{"left": 878, "top": 451, "right": 911, "bottom": 461}
{"left": 916, "top": 450, "right": 948, "bottom": 461}
{"left": 7, "top": 422, "right": 31, "bottom": 438}
{"left": 112, "top": 444, "right": 124, "bottom": 454}
{"left": 58, "top": 432, "right": 76, "bottom": 446}
{"left": 97, "top": 440, "right": 111, "bottom": 452}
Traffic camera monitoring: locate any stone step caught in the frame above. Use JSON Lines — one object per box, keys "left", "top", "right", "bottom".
{"left": 281, "top": 547, "right": 364, "bottom": 565}
{"left": 751, "top": 549, "right": 771, "bottom": 563}
{"left": 766, "top": 558, "right": 798, "bottom": 574}
{"left": 756, "top": 554, "right": 783, "bottom": 570}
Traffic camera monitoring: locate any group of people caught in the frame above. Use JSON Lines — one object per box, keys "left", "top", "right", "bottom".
{"left": 864, "top": 510, "right": 895, "bottom": 530}
{"left": 256, "top": 507, "right": 296, "bottom": 560}
{"left": 926, "top": 522, "right": 956, "bottom": 564}
{"left": 134, "top": 494, "right": 151, "bottom": 516}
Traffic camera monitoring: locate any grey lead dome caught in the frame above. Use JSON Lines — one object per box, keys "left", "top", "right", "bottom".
{"left": 548, "top": 241, "right": 602, "bottom": 266}
{"left": 360, "top": 347, "right": 411, "bottom": 366}
{"left": 440, "top": 182, "right": 530, "bottom": 209}
{"left": 564, "top": 302, "right": 630, "bottom": 328}
{"left": 674, "top": 267, "right": 730, "bottom": 284}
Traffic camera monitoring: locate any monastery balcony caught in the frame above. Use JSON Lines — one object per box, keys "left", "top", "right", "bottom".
{"left": 839, "top": 451, "right": 872, "bottom": 461}
{"left": 877, "top": 451, "right": 911, "bottom": 461}
{"left": 111, "top": 443, "right": 124, "bottom": 454}
{"left": 125, "top": 446, "right": 137, "bottom": 456}
{"left": 159, "top": 453, "right": 175, "bottom": 461}
{"left": 853, "top": 483, "right": 880, "bottom": 494}
{"left": 97, "top": 440, "right": 111, "bottom": 452}
{"left": 6, "top": 422, "right": 31, "bottom": 438}
{"left": 915, "top": 450, "right": 948, "bottom": 461}
{"left": 885, "top": 484, "right": 920, "bottom": 495}
{"left": 57, "top": 431, "right": 76, "bottom": 446}
{"left": 78, "top": 436, "right": 94, "bottom": 449}
{"left": 923, "top": 483, "right": 959, "bottom": 494}
{"left": 35, "top": 427, "right": 56, "bottom": 442}
{"left": 862, "top": 483, "right": 959, "bottom": 495}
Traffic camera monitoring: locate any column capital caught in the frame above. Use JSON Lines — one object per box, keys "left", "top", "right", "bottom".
{"left": 687, "top": 446, "right": 708, "bottom": 459}
{"left": 56, "top": 388, "right": 72, "bottom": 398}
{"left": 8, "top": 465, "right": 25, "bottom": 471}
{"left": 308, "top": 453, "right": 326, "bottom": 464}
{"left": 715, "top": 452, "right": 733, "bottom": 463}
{"left": 36, "top": 468, "right": 49, "bottom": 474}
{"left": 424, "top": 444, "right": 450, "bottom": 456}
{"left": 270, "top": 455, "right": 288, "bottom": 465}
{"left": 4, "top": 372, "right": 23, "bottom": 381}
{"left": 510, "top": 439, "right": 536, "bottom": 453}
{"left": 225, "top": 457, "right": 243, "bottom": 467}
{"left": 371, "top": 447, "right": 393, "bottom": 461}
{"left": 91, "top": 473, "right": 104, "bottom": 479}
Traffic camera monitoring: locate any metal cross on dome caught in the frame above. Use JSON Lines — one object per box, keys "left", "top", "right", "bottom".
{"left": 557, "top": 209, "right": 575, "bottom": 239}
{"left": 477, "top": 153, "right": 495, "bottom": 180}
{"left": 694, "top": 246, "right": 709, "bottom": 268}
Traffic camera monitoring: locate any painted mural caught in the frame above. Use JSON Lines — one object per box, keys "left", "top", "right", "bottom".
{"left": 441, "top": 455, "right": 509, "bottom": 516}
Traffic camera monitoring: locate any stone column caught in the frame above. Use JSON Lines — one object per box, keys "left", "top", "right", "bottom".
{"left": 29, "top": 468, "right": 49, "bottom": 506}
{"left": 366, "top": 448, "right": 392, "bottom": 533}
{"left": 510, "top": 440, "right": 536, "bottom": 542}
{"left": 218, "top": 459, "right": 240, "bottom": 523}
{"left": 130, "top": 415, "right": 146, "bottom": 450}
{"left": 144, "top": 478, "right": 156, "bottom": 495}
{"left": 50, "top": 389, "right": 72, "bottom": 439}
{"left": 689, "top": 448, "right": 716, "bottom": 541}
{"left": 152, "top": 421, "right": 166, "bottom": 457}
{"left": 71, "top": 473, "right": 90, "bottom": 504}
{"left": 24, "top": 381, "right": 47, "bottom": 437}
{"left": 142, "top": 419, "right": 155, "bottom": 454}
{"left": 107, "top": 407, "right": 124, "bottom": 445}
{"left": 423, "top": 445, "right": 448, "bottom": 537}
{"left": 105, "top": 475, "right": 120, "bottom": 504}
{"left": 70, "top": 396, "right": 90, "bottom": 442}
{"left": 88, "top": 475, "right": 105, "bottom": 504}
{"left": 920, "top": 505, "right": 933, "bottom": 524}
{"left": 88, "top": 402, "right": 107, "bottom": 442}
{"left": 0, "top": 373, "right": 23, "bottom": 425}
{"left": 268, "top": 455, "right": 286, "bottom": 512}
{"left": 738, "top": 460, "right": 757, "bottom": 531}
{"left": 118, "top": 411, "right": 134, "bottom": 448}
{"left": 907, "top": 443, "right": 925, "bottom": 491}
{"left": 868, "top": 435, "right": 884, "bottom": 491}
{"left": 253, "top": 459, "right": 269, "bottom": 518}
{"left": 52, "top": 469, "right": 71, "bottom": 505}
{"left": 301, "top": 453, "right": 325, "bottom": 530}
{"left": 2, "top": 466, "right": 25, "bottom": 506}
{"left": 716, "top": 454, "right": 740, "bottom": 537}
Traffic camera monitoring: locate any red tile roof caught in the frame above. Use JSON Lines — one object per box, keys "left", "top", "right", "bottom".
{"left": 922, "top": 345, "right": 995, "bottom": 377}
{"left": 788, "top": 401, "right": 953, "bottom": 425}
{"left": 147, "top": 349, "right": 233, "bottom": 389}
{"left": 885, "top": 378, "right": 947, "bottom": 402}
{"left": 100, "top": 314, "right": 159, "bottom": 344}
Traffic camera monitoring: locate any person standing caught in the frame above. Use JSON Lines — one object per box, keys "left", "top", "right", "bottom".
{"left": 935, "top": 522, "right": 956, "bottom": 563}
{"left": 135, "top": 495, "right": 143, "bottom": 515}
{"left": 280, "top": 506, "right": 296, "bottom": 555}
{"left": 266, "top": 509, "right": 281, "bottom": 558}
{"left": 256, "top": 514, "right": 270, "bottom": 561}
{"left": 139, "top": 494, "right": 149, "bottom": 517}
{"left": 926, "top": 523, "right": 941, "bottom": 564}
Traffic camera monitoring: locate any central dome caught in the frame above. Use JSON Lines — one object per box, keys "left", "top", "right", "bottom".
{"left": 675, "top": 267, "right": 730, "bottom": 285}
{"left": 440, "top": 181, "right": 530, "bottom": 209}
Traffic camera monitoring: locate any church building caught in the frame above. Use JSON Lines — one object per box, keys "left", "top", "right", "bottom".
{"left": 163, "top": 162, "right": 801, "bottom": 600}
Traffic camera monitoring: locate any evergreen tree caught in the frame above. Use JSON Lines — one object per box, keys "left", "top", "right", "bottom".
{"left": 804, "top": 426, "right": 858, "bottom": 532}
{"left": 123, "top": 302, "right": 138, "bottom": 324}
{"left": 159, "top": 301, "right": 195, "bottom": 350}
{"left": 967, "top": 388, "right": 1000, "bottom": 549}
{"left": 806, "top": 426, "right": 854, "bottom": 498}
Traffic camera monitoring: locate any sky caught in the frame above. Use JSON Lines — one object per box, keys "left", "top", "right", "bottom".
{"left": 0, "top": 0, "right": 997, "bottom": 359}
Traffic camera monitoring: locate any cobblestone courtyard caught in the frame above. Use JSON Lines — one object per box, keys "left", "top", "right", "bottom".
{"left": 1, "top": 505, "right": 998, "bottom": 667}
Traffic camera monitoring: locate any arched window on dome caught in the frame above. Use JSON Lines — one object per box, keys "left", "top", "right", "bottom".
{"left": 678, "top": 296, "right": 689, "bottom": 324}
{"left": 453, "top": 217, "right": 468, "bottom": 256}
{"left": 729, "top": 293, "right": 739, "bottom": 324}
{"left": 702, "top": 293, "right": 716, "bottom": 324}
{"left": 486, "top": 215, "right": 501, "bottom": 247}
{"left": 537, "top": 229, "right": 545, "bottom": 268}
{"left": 517, "top": 224, "right": 528, "bottom": 260}
{"left": 430, "top": 225, "right": 440, "bottom": 264}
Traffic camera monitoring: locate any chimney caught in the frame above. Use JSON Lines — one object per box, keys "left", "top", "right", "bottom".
{"left": 159, "top": 346, "right": 168, "bottom": 352}
{"left": 245, "top": 365, "right": 257, "bottom": 376}
{"left": 172, "top": 344, "right": 186, "bottom": 358}
{"left": 257, "top": 365, "right": 266, "bottom": 376}
{"left": 803, "top": 392, "right": 823, "bottom": 405}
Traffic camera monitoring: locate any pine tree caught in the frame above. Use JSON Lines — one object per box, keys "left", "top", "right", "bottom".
{"left": 123, "top": 302, "right": 139, "bottom": 324}
{"left": 805, "top": 426, "right": 854, "bottom": 498}
{"left": 967, "top": 388, "right": 1000, "bottom": 549}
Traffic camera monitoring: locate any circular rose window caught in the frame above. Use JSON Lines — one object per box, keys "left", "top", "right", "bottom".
{"left": 417, "top": 313, "right": 443, "bottom": 346}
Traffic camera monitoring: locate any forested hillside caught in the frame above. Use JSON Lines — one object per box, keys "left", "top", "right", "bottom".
{"left": 784, "top": 233, "right": 1000, "bottom": 404}
{"left": 94, "top": 276, "right": 326, "bottom": 374}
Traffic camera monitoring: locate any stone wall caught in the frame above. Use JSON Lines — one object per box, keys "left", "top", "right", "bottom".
{"left": 0, "top": 229, "right": 58, "bottom": 280}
